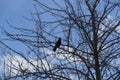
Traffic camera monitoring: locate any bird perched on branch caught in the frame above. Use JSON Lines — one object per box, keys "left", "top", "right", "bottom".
{"left": 53, "top": 38, "right": 61, "bottom": 52}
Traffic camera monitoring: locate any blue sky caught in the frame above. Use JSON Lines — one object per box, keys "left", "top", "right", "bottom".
{"left": 0, "top": 0, "right": 34, "bottom": 27}
{"left": 0, "top": 0, "right": 35, "bottom": 51}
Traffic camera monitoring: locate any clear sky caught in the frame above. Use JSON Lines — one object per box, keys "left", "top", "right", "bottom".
{"left": 0, "top": 0, "right": 35, "bottom": 51}
{"left": 0, "top": 0, "right": 34, "bottom": 27}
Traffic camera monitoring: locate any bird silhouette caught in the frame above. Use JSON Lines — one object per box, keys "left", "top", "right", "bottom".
{"left": 53, "top": 38, "right": 61, "bottom": 52}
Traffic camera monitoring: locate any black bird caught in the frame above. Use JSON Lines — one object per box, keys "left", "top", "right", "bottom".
{"left": 53, "top": 38, "right": 61, "bottom": 52}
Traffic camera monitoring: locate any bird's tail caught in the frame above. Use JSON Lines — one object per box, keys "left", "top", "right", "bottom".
{"left": 53, "top": 47, "right": 57, "bottom": 52}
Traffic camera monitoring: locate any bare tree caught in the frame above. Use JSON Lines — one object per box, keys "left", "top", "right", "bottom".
{"left": 0, "top": 0, "right": 120, "bottom": 80}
